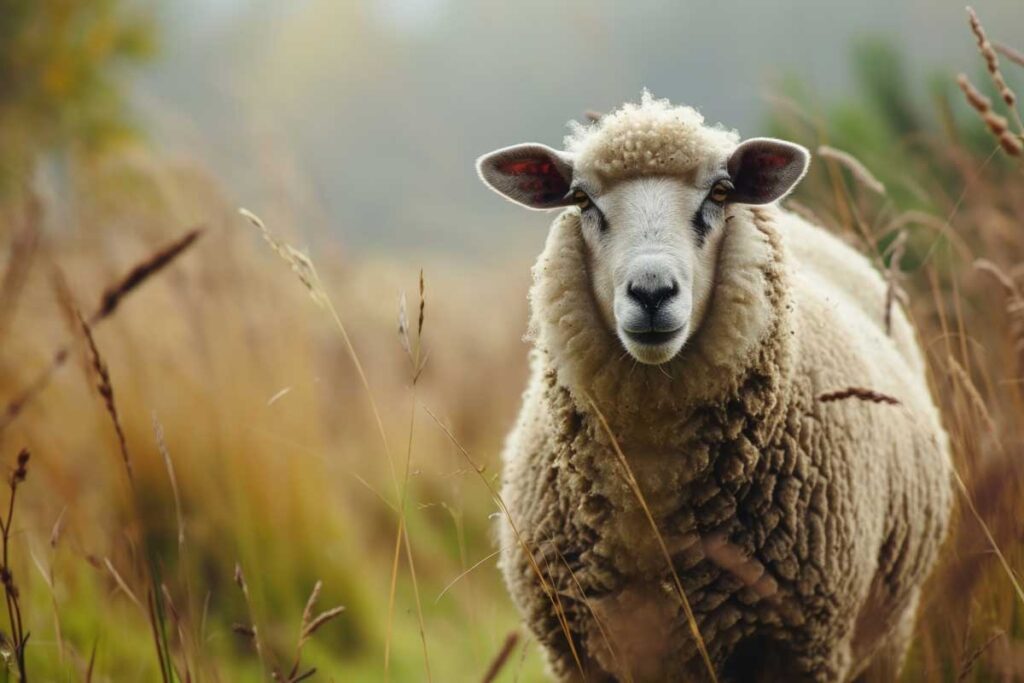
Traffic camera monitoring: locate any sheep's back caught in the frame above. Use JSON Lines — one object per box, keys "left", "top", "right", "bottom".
{"left": 779, "top": 211, "right": 926, "bottom": 378}
{"left": 781, "top": 211, "right": 953, "bottom": 668}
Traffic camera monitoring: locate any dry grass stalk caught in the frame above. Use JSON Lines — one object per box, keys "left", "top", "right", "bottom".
{"left": 388, "top": 270, "right": 432, "bottom": 680}
{"left": 817, "top": 145, "right": 886, "bottom": 195}
{"left": 152, "top": 412, "right": 198, "bottom": 677}
{"left": 957, "top": 73, "right": 992, "bottom": 113}
{"left": 300, "top": 580, "right": 322, "bottom": 637}
{"left": 398, "top": 269, "right": 429, "bottom": 382}
{"left": 301, "top": 604, "right": 346, "bottom": 641}
{"left": 0, "top": 227, "right": 204, "bottom": 434}
{"left": 818, "top": 388, "right": 901, "bottom": 405}
{"left": 586, "top": 395, "right": 719, "bottom": 683}
{"left": 29, "top": 546, "right": 64, "bottom": 665}
{"left": 233, "top": 563, "right": 266, "bottom": 673}
{"left": 948, "top": 358, "right": 1000, "bottom": 439}
{"left": 0, "top": 349, "right": 65, "bottom": 432}
{"left": 434, "top": 546, "right": 502, "bottom": 603}
{"left": 102, "top": 557, "right": 143, "bottom": 610}
{"left": 94, "top": 227, "right": 203, "bottom": 323}
{"left": 481, "top": 631, "right": 520, "bottom": 683}
{"left": 159, "top": 583, "right": 193, "bottom": 683}
{"left": 957, "top": 630, "right": 1004, "bottom": 681}
{"left": 242, "top": 206, "right": 396, "bottom": 481}
{"left": 993, "top": 40, "right": 1024, "bottom": 68}
{"left": 398, "top": 292, "right": 411, "bottom": 357}
{"left": 974, "top": 259, "right": 1024, "bottom": 371}
{"left": 417, "top": 269, "right": 425, "bottom": 339}
{"left": 973, "top": 258, "right": 1019, "bottom": 293}
{"left": 0, "top": 448, "right": 31, "bottom": 680}
{"left": 956, "top": 74, "right": 1023, "bottom": 156}
{"left": 387, "top": 268, "right": 432, "bottom": 681}
{"left": 241, "top": 209, "right": 329, "bottom": 310}
{"left": 242, "top": 209, "right": 435, "bottom": 680}
{"left": 152, "top": 414, "right": 185, "bottom": 548}
{"left": 966, "top": 7, "right": 1018, "bottom": 110}
{"left": 279, "top": 580, "right": 346, "bottom": 683}
{"left": 965, "top": 6, "right": 1024, "bottom": 167}
{"left": 956, "top": 607, "right": 974, "bottom": 681}
{"left": 883, "top": 230, "right": 909, "bottom": 335}
{"left": 882, "top": 210, "right": 973, "bottom": 263}
{"left": 952, "top": 469, "right": 1024, "bottom": 607}
{"left": 144, "top": 587, "right": 174, "bottom": 683}
{"left": 73, "top": 316, "right": 182, "bottom": 681}
{"left": 532, "top": 545, "right": 582, "bottom": 677}
{"left": 49, "top": 507, "right": 65, "bottom": 550}
{"left": 77, "top": 310, "right": 133, "bottom": 483}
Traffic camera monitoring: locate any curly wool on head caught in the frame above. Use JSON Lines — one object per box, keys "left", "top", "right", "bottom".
{"left": 564, "top": 90, "right": 740, "bottom": 180}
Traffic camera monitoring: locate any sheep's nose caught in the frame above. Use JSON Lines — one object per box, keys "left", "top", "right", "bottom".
{"left": 627, "top": 280, "right": 678, "bottom": 312}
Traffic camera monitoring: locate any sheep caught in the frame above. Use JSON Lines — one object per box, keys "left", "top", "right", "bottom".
{"left": 475, "top": 92, "right": 953, "bottom": 682}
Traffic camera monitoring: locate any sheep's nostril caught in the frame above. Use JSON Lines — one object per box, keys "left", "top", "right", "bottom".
{"left": 627, "top": 281, "right": 678, "bottom": 312}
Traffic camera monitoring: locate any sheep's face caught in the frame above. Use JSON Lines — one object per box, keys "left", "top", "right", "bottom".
{"left": 477, "top": 135, "right": 809, "bottom": 365}
{"left": 572, "top": 172, "right": 725, "bottom": 364}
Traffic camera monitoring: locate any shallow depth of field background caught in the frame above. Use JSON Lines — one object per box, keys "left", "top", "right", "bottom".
{"left": 0, "top": 0, "right": 1022, "bottom": 680}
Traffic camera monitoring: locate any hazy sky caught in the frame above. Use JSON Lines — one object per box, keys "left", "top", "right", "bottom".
{"left": 135, "top": 0, "right": 1024, "bottom": 258}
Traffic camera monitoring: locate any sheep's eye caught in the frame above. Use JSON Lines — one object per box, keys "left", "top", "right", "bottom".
{"left": 574, "top": 190, "right": 607, "bottom": 231}
{"left": 709, "top": 179, "right": 732, "bottom": 204}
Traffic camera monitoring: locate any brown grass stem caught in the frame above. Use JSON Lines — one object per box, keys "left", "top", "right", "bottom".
{"left": 481, "top": 631, "right": 520, "bottom": 683}
{"left": 0, "top": 227, "right": 204, "bottom": 434}
{"left": 0, "top": 448, "right": 31, "bottom": 681}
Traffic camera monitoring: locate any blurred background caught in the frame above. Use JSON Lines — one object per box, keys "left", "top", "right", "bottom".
{"left": 0, "top": 0, "right": 1022, "bottom": 680}
{"left": 17, "top": 0, "right": 1024, "bottom": 254}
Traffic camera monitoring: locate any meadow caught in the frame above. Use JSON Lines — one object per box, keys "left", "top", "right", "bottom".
{"left": 0, "top": 7, "right": 1022, "bottom": 682}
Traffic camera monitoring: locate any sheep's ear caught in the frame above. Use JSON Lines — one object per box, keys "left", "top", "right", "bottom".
{"left": 476, "top": 144, "right": 575, "bottom": 210}
{"left": 727, "top": 138, "right": 810, "bottom": 205}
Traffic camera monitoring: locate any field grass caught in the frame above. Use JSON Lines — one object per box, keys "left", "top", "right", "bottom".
{"left": 0, "top": 8, "right": 1022, "bottom": 682}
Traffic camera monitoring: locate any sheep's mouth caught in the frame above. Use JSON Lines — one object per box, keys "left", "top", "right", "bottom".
{"left": 624, "top": 328, "right": 683, "bottom": 346}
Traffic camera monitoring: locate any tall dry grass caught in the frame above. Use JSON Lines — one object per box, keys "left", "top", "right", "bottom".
{"left": 0, "top": 151, "right": 540, "bottom": 679}
{"left": 0, "top": 7, "right": 1020, "bottom": 681}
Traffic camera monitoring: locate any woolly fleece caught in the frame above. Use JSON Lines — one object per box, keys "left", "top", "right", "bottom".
{"left": 565, "top": 91, "right": 739, "bottom": 182}
{"left": 497, "top": 99, "right": 952, "bottom": 683}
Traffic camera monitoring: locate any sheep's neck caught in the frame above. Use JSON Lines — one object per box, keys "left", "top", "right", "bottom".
{"left": 530, "top": 205, "right": 794, "bottom": 461}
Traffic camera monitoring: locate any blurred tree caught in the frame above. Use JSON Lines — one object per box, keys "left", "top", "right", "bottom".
{"left": 0, "top": 0, "right": 155, "bottom": 193}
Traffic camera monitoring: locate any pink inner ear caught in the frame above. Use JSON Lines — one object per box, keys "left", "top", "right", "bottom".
{"left": 756, "top": 153, "right": 790, "bottom": 169}
{"left": 497, "top": 158, "right": 555, "bottom": 177}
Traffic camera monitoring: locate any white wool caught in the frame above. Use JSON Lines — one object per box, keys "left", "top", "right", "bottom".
{"left": 494, "top": 96, "right": 953, "bottom": 682}
{"left": 565, "top": 90, "right": 740, "bottom": 180}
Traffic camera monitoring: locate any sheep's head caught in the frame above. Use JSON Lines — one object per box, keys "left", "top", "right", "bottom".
{"left": 477, "top": 92, "right": 808, "bottom": 365}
